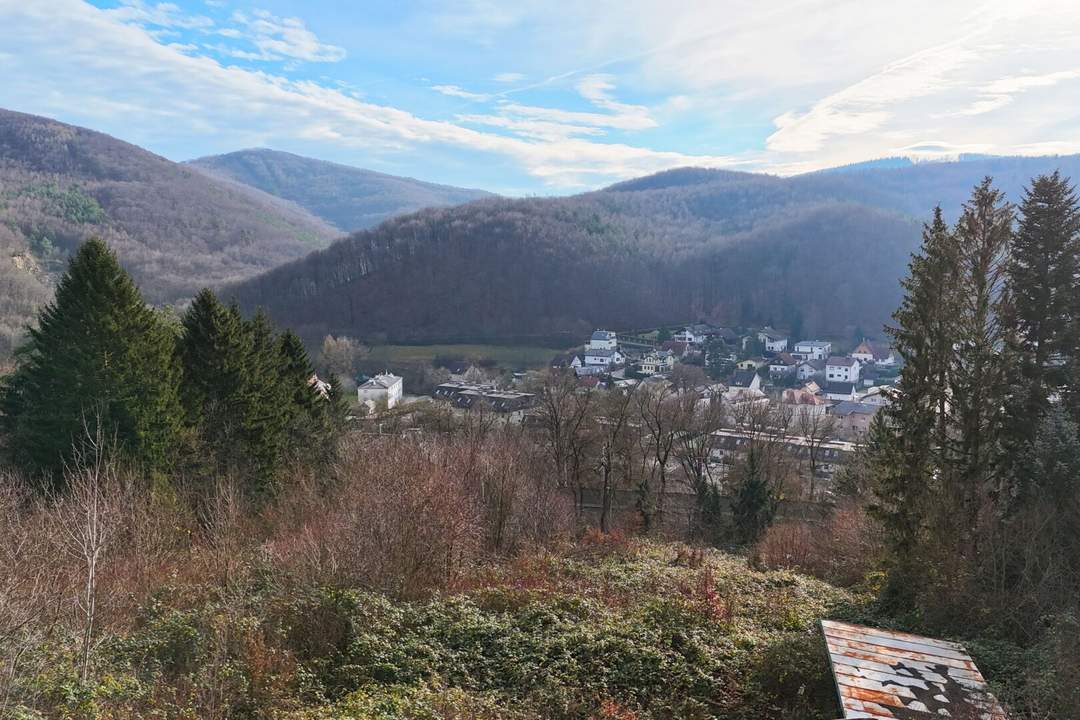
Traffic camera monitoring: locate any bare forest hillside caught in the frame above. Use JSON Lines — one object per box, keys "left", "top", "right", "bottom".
{"left": 0, "top": 108, "right": 339, "bottom": 354}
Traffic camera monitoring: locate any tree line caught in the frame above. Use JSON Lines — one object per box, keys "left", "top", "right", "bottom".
{"left": 867, "top": 172, "right": 1080, "bottom": 646}
{"left": 0, "top": 238, "right": 347, "bottom": 494}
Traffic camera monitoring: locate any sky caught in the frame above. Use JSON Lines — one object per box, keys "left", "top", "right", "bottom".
{"left": 1, "top": 1, "right": 1079, "bottom": 195}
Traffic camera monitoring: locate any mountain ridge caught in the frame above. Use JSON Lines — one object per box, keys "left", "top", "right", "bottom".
{"left": 227, "top": 153, "right": 1080, "bottom": 346}
{"left": 187, "top": 148, "right": 493, "bottom": 232}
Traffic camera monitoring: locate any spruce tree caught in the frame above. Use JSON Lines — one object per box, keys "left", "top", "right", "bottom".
{"left": 731, "top": 446, "right": 775, "bottom": 543}
{"left": 178, "top": 289, "right": 251, "bottom": 474}
{"left": 242, "top": 309, "right": 289, "bottom": 492}
{"left": 876, "top": 207, "right": 960, "bottom": 594}
{"left": 0, "top": 238, "right": 183, "bottom": 484}
{"left": 1002, "top": 172, "right": 1080, "bottom": 499}
{"left": 948, "top": 178, "right": 1013, "bottom": 531}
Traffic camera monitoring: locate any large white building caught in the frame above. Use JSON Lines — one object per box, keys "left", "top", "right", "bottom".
{"left": 357, "top": 373, "right": 403, "bottom": 411}
{"left": 792, "top": 340, "right": 832, "bottom": 360}
{"left": 588, "top": 330, "right": 617, "bottom": 351}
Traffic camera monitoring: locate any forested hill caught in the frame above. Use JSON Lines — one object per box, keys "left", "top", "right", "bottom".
{"left": 228, "top": 154, "right": 1080, "bottom": 345}
{"left": 0, "top": 108, "right": 340, "bottom": 355}
{"left": 187, "top": 148, "right": 493, "bottom": 232}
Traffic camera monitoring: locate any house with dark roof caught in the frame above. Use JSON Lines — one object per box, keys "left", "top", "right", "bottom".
{"left": 583, "top": 347, "right": 624, "bottom": 368}
{"left": 822, "top": 381, "right": 859, "bottom": 401}
{"left": 825, "top": 356, "right": 861, "bottom": 384}
{"left": 728, "top": 369, "right": 762, "bottom": 391}
{"left": 757, "top": 326, "right": 788, "bottom": 353}
{"left": 588, "top": 330, "right": 618, "bottom": 351}
{"left": 796, "top": 358, "right": 825, "bottom": 381}
{"left": 768, "top": 352, "right": 798, "bottom": 378}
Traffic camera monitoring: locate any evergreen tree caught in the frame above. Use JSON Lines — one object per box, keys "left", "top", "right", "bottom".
{"left": 731, "top": 445, "right": 776, "bottom": 543}
{"left": 239, "top": 309, "right": 290, "bottom": 493}
{"left": 0, "top": 238, "right": 183, "bottom": 484}
{"left": 948, "top": 178, "right": 1013, "bottom": 531}
{"left": 877, "top": 207, "right": 960, "bottom": 593}
{"left": 178, "top": 289, "right": 251, "bottom": 475}
{"left": 1002, "top": 172, "right": 1079, "bottom": 499}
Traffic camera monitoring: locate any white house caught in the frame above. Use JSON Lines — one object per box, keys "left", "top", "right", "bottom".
{"left": 822, "top": 381, "right": 859, "bottom": 402}
{"left": 758, "top": 327, "right": 788, "bottom": 353}
{"left": 357, "top": 373, "right": 403, "bottom": 411}
{"left": 825, "top": 356, "right": 861, "bottom": 384}
{"left": 768, "top": 352, "right": 798, "bottom": 378}
{"left": 796, "top": 359, "right": 825, "bottom": 381}
{"left": 584, "top": 347, "right": 624, "bottom": 368}
{"left": 857, "top": 385, "right": 896, "bottom": 406}
{"left": 792, "top": 340, "right": 832, "bottom": 360}
{"left": 673, "top": 327, "right": 704, "bottom": 346}
{"left": 639, "top": 350, "right": 675, "bottom": 375}
{"left": 589, "top": 330, "right": 618, "bottom": 351}
{"left": 851, "top": 340, "right": 897, "bottom": 366}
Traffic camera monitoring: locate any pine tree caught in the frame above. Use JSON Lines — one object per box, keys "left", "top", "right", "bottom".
{"left": 948, "top": 178, "right": 1013, "bottom": 531}
{"left": 1002, "top": 172, "right": 1080, "bottom": 499}
{"left": 242, "top": 309, "right": 289, "bottom": 492}
{"left": 876, "top": 207, "right": 961, "bottom": 593}
{"left": 178, "top": 289, "right": 251, "bottom": 475}
{"left": 0, "top": 238, "right": 183, "bottom": 485}
{"left": 731, "top": 445, "right": 776, "bottom": 543}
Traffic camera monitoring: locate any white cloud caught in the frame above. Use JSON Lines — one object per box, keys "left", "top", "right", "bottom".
{"left": 0, "top": 0, "right": 733, "bottom": 189}
{"left": 432, "top": 84, "right": 492, "bottom": 101}
{"left": 104, "top": 0, "right": 213, "bottom": 30}
{"left": 492, "top": 72, "right": 524, "bottom": 83}
{"left": 230, "top": 9, "right": 346, "bottom": 63}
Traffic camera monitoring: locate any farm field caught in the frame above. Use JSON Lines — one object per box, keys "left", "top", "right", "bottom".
{"left": 365, "top": 343, "right": 569, "bottom": 368}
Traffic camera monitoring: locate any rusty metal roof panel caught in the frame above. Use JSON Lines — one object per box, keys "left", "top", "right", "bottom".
{"left": 822, "top": 620, "right": 1007, "bottom": 719}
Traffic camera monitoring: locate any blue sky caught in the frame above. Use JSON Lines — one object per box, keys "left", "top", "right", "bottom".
{"left": 1, "top": 1, "right": 1079, "bottom": 195}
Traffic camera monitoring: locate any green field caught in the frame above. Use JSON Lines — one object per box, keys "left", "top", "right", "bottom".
{"left": 365, "top": 343, "right": 569, "bottom": 368}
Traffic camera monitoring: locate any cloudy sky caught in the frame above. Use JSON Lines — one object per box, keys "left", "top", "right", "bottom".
{"left": 1, "top": 0, "right": 1079, "bottom": 194}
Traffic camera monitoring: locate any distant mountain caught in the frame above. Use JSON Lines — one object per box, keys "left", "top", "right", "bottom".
{"left": 187, "top": 148, "right": 493, "bottom": 232}
{"left": 0, "top": 108, "right": 339, "bottom": 355}
{"left": 228, "top": 154, "right": 1080, "bottom": 347}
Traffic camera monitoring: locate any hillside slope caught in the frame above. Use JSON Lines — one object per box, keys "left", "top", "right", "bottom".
{"left": 188, "top": 148, "right": 492, "bottom": 232}
{"left": 0, "top": 108, "right": 339, "bottom": 354}
{"left": 229, "top": 154, "right": 1080, "bottom": 345}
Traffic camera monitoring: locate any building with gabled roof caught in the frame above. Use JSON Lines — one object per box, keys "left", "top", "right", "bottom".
{"left": 357, "top": 372, "right": 403, "bottom": 411}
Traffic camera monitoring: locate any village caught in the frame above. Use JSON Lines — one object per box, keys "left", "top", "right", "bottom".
{"left": 346, "top": 324, "right": 901, "bottom": 512}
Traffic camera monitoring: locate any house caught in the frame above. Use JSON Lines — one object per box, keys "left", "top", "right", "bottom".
{"left": 828, "top": 401, "right": 881, "bottom": 438}
{"left": 357, "top": 373, "right": 403, "bottom": 411}
{"left": 737, "top": 357, "right": 767, "bottom": 371}
{"left": 714, "top": 327, "right": 739, "bottom": 344}
{"left": 308, "top": 374, "right": 332, "bottom": 399}
{"left": 673, "top": 327, "right": 705, "bottom": 345}
{"left": 768, "top": 352, "right": 798, "bottom": 378}
{"left": 796, "top": 358, "right": 825, "bottom": 381}
{"left": 727, "top": 369, "right": 762, "bottom": 391}
{"left": 639, "top": 350, "right": 676, "bottom": 375}
{"left": 584, "top": 347, "right": 624, "bottom": 368}
{"left": 825, "top": 356, "right": 861, "bottom": 384}
{"left": 757, "top": 327, "right": 788, "bottom": 352}
{"left": 550, "top": 353, "right": 574, "bottom": 369}
{"left": 857, "top": 384, "right": 896, "bottom": 406}
{"left": 792, "top": 340, "right": 832, "bottom": 360}
{"left": 851, "top": 339, "right": 896, "bottom": 366}
{"left": 588, "top": 329, "right": 618, "bottom": 351}
{"left": 781, "top": 386, "right": 829, "bottom": 416}
{"left": 822, "top": 381, "right": 859, "bottom": 401}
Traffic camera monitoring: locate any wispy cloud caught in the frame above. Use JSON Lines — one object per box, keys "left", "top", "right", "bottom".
{"left": 492, "top": 72, "right": 524, "bottom": 83}
{"left": 230, "top": 9, "right": 346, "bottom": 63}
{"left": 431, "top": 84, "right": 492, "bottom": 101}
{"left": 0, "top": 1, "right": 732, "bottom": 189}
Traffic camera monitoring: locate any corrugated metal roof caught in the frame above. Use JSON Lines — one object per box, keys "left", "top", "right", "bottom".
{"left": 822, "top": 620, "right": 1006, "bottom": 719}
